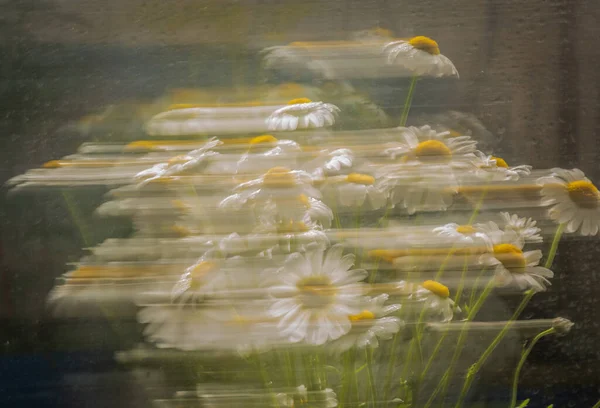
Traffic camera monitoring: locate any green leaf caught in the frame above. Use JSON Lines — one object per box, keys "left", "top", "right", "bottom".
{"left": 516, "top": 399, "right": 530, "bottom": 408}
{"left": 546, "top": 405, "right": 554, "bottom": 408}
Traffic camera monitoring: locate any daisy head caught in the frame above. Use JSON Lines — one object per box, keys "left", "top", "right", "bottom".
{"left": 432, "top": 223, "right": 493, "bottom": 250}
{"left": 384, "top": 126, "right": 477, "bottom": 165}
{"left": 266, "top": 99, "right": 340, "bottom": 131}
{"left": 471, "top": 152, "right": 532, "bottom": 181}
{"left": 268, "top": 244, "right": 368, "bottom": 345}
{"left": 322, "top": 173, "right": 388, "bottom": 210}
{"left": 480, "top": 243, "right": 553, "bottom": 292}
{"left": 327, "top": 294, "right": 402, "bottom": 353}
{"left": 414, "top": 280, "right": 458, "bottom": 322}
{"left": 220, "top": 167, "right": 321, "bottom": 210}
{"left": 500, "top": 212, "right": 543, "bottom": 243}
{"left": 537, "top": 168, "right": 600, "bottom": 236}
{"left": 383, "top": 36, "right": 459, "bottom": 78}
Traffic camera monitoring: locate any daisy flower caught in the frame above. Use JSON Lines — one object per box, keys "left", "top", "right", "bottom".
{"left": 322, "top": 173, "right": 388, "bottom": 210}
{"left": 327, "top": 294, "right": 402, "bottom": 353}
{"left": 432, "top": 223, "right": 493, "bottom": 250}
{"left": 170, "top": 259, "right": 224, "bottom": 303}
{"left": 414, "top": 280, "right": 458, "bottom": 322}
{"left": 377, "top": 126, "right": 478, "bottom": 213}
{"left": 268, "top": 244, "right": 368, "bottom": 345}
{"left": 377, "top": 169, "right": 457, "bottom": 214}
{"left": 219, "top": 167, "right": 321, "bottom": 221}
{"left": 383, "top": 36, "right": 459, "bottom": 78}
{"left": 382, "top": 125, "right": 478, "bottom": 164}
{"left": 303, "top": 148, "right": 355, "bottom": 178}
{"left": 236, "top": 135, "right": 302, "bottom": 174}
{"left": 471, "top": 151, "right": 532, "bottom": 181}
{"left": 134, "top": 138, "right": 222, "bottom": 186}
{"left": 480, "top": 243, "right": 553, "bottom": 292}
{"left": 500, "top": 212, "right": 543, "bottom": 243}
{"left": 537, "top": 168, "right": 600, "bottom": 236}
{"left": 266, "top": 98, "right": 340, "bottom": 131}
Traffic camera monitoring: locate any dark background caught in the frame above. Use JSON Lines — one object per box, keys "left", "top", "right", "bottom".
{"left": 1, "top": 0, "right": 599, "bottom": 406}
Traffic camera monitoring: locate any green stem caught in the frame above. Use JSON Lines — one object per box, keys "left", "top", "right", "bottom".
{"left": 424, "top": 279, "right": 495, "bottom": 408}
{"left": 400, "top": 75, "right": 418, "bottom": 126}
{"left": 545, "top": 223, "right": 565, "bottom": 268}
{"left": 453, "top": 290, "right": 535, "bottom": 408}
{"left": 383, "top": 332, "right": 401, "bottom": 407}
{"left": 365, "top": 347, "right": 377, "bottom": 408}
{"left": 467, "top": 187, "right": 489, "bottom": 225}
{"left": 509, "top": 328, "right": 556, "bottom": 408}
{"left": 61, "top": 190, "right": 92, "bottom": 246}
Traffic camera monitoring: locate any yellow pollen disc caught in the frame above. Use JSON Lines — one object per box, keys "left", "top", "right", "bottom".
{"left": 297, "top": 276, "right": 338, "bottom": 304}
{"left": 171, "top": 200, "right": 189, "bottom": 212}
{"left": 287, "top": 97, "right": 312, "bottom": 105}
{"left": 567, "top": 180, "right": 600, "bottom": 209}
{"left": 408, "top": 36, "right": 440, "bottom": 55}
{"left": 346, "top": 173, "right": 375, "bottom": 185}
{"left": 493, "top": 244, "right": 526, "bottom": 271}
{"left": 456, "top": 225, "right": 476, "bottom": 234}
{"left": 250, "top": 134, "right": 278, "bottom": 145}
{"left": 422, "top": 280, "right": 450, "bottom": 298}
{"left": 297, "top": 194, "right": 311, "bottom": 208}
{"left": 125, "top": 141, "right": 160, "bottom": 151}
{"left": 43, "top": 160, "right": 62, "bottom": 168}
{"left": 415, "top": 140, "right": 452, "bottom": 162}
{"left": 263, "top": 167, "right": 297, "bottom": 188}
{"left": 492, "top": 156, "right": 509, "bottom": 168}
{"left": 277, "top": 220, "right": 309, "bottom": 233}
{"left": 190, "top": 261, "right": 218, "bottom": 287}
{"left": 349, "top": 310, "right": 376, "bottom": 322}
{"left": 170, "top": 225, "right": 191, "bottom": 237}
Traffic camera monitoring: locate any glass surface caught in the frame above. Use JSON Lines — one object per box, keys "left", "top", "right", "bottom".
{"left": 1, "top": 1, "right": 599, "bottom": 407}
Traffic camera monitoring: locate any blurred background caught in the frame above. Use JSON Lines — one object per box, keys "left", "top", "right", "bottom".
{"left": 1, "top": 0, "right": 599, "bottom": 406}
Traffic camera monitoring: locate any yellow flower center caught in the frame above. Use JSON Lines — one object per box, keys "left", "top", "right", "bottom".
{"left": 408, "top": 36, "right": 440, "bottom": 55}
{"left": 287, "top": 97, "right": 312, "bottom": 105}
{"left": 277, "top": 220, "right": 309, "bottom": 233}
{"left": 414, "top": 140, "right": 452, "bottom": 162}
{"left": 297, "top": 276, "right": 337, "bottom": 308}
{"left": 190, "top": 261, "right": 218, "bottom": 288}
{"left": 250, "top": 134, "right": 278, "bottom": 145}
{"left": 567, "top": 180, "right": 600, "bottom": 209}
{"left": 455, "top": 225, "right": 476, "bottom": 234}
{"left": 43, "top": 160, "right": 62, "bottom": 168}
{"left": 170, "top": 225, "right": 191, "bottom": 237}
{"left": 297, "top": 194, "right": 311, "bottom": 208}
{"left": 346, "top": 173, "right": 375, "bottom": 185}
{"left": 422, "top": 280, "right": 450, "bottom": 298}
{"left": 493, "top": 244, "right": 526, "bottom": 271}
{"left": 263, "top": 167, "right": 297, "bottom": 188}
{"left": 349, "top": 310, "right": 376, "bottom": 322}
{"left": 492, "top": 156, "right": 509, "bottom": 168}
{"left": 171, "top": 200, "right": 190, "bottom": 212}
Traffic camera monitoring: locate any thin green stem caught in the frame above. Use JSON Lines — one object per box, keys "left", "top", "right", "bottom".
{"left": 61, "top": 190, "right": 92, "bottom": 246}
{"left": 509, "top": 328, "right": 556, "bottom": 408}
{"left": 383, "top": 332, "right": 401, "bottom": 407}
{"left": 453, "top": 290, "right": 535, "bottom": 408}
{"left": 592, "top": 399, "right": 600, "bottom": 408}
{"left": 424, "top": 279, "right": 495, "bottom": 408}
{"left": 544, "top": 223, "right": 565, "bottom": 268}
{"left": 365, "top": 347, "right": 377, "bottom": 408}
{"left": 400, "top": 75, "right": 418, "bottom": 126}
